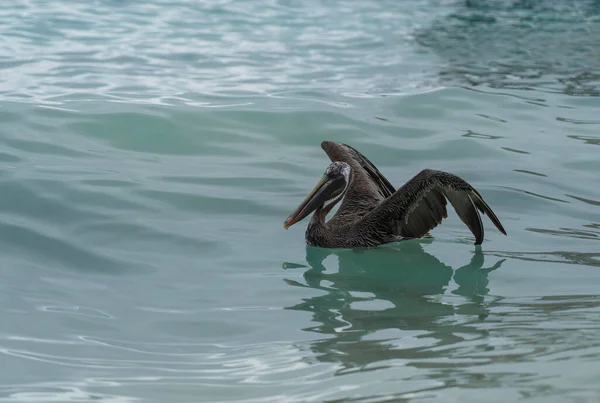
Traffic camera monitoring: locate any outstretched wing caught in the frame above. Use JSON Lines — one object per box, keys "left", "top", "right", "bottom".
{"left": 321, "top": 141, "right": 395, "bottom": 218}
{"left": 363, "top": 169, "right": 507, "bottom": 245}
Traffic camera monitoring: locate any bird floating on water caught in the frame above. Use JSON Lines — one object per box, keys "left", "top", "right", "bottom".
{"left": 284, "top": 141, "right": 507, "bottom": 248}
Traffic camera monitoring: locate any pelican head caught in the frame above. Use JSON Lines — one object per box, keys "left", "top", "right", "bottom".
{"left": 284, "top": 161, "right": 350, "bottom": 229}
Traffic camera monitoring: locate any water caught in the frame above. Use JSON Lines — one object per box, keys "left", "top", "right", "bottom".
{"left": 1, "top": 1, "right": 599, "bottom": 402}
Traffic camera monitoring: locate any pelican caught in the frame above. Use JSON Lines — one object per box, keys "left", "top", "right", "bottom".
{"left": 284, "top": 141, "right": 507, "bottom": 248}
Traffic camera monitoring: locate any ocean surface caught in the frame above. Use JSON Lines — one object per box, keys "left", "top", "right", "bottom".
{"left": 1, "top": 1, "right": 599, "bottom": 402}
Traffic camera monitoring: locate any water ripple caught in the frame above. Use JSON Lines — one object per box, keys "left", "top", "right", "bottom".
{"left": 0, "top": 0, "right": 441, "bottom": 102}
{"left": 416, "top": 1, "right": 600, "bottom": 95}
{"left": 0, "top": 337, "right": 345, "bottom": 402}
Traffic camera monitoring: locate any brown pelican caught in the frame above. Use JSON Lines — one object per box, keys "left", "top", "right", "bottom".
{"left": 284, "top": 141, "right": 507, "bottom": 248}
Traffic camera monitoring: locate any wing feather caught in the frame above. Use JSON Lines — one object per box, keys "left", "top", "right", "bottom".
{"left": 364, "top": 169, "right": 507, "bottom": 245}
{"left": 445, "top": 190, "right": 483, "bottom": 244}
{"left": 337, "top": 142, "right": 395, "bottom": 198}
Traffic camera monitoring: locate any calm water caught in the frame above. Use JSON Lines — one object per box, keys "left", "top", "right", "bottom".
{"left": 1, "top": 1, "right": 599, "bottom": 402}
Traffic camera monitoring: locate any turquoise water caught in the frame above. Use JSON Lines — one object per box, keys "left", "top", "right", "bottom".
{"left": 1, "top": 1, "right": 600, "bottom": 402}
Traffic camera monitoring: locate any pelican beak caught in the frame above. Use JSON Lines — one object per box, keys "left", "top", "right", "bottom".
{"left": 284, "top": 175, "right": 333, "bottom": 229}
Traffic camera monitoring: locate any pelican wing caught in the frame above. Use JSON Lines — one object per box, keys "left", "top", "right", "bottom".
{"left": 321, "top": 141, "right": 395, "bottom": 218}
{"left": 364, "top": 169, "right": 507, "bottom": 244}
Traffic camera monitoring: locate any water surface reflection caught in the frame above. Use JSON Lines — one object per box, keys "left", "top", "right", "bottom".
{"left": 283, "top": 242, "right": 505, "bottom": 372}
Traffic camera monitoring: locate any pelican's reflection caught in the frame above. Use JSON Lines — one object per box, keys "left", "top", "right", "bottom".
{"left": 283, "top": 242, "right": 505, "bottom": 370}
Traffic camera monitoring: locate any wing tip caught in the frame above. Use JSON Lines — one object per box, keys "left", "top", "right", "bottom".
{"left": 469, "top": 190, "right": 508, "bottom": 237}
{"left": 321, "top": 140, "right": 337, "bottom": 149}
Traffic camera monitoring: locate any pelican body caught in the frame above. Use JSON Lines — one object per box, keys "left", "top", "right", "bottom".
{"left": 284, "top": 141, "right": 507, "bottom": 248}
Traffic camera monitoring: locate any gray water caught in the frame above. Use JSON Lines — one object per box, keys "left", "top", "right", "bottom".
{"left": 1, "top": 1, "right": 599, "bottom": 402}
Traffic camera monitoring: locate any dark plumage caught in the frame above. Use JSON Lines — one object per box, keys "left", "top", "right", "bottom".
{"left": 283, "top": 141, "right": 507, "bottom": 248}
